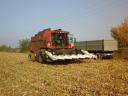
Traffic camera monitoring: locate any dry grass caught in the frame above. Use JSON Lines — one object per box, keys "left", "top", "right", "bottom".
{"left": 0, "top": 52, "right": 128, "bottom": 96}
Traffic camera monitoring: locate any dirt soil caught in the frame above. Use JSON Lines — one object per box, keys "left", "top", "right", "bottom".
{"left": 0, "top": 52, "right": 128, "bottom": 96}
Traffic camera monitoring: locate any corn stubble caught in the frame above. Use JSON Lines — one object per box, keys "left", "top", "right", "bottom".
{"left": 0, "top": 52, "right": 128, "bottom": 96}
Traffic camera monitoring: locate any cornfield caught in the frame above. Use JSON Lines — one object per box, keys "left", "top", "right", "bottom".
{"left": 0, "top": 52, "right": 128, "bottom": 96}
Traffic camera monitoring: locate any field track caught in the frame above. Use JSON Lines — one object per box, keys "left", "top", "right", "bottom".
{"left": 0, "top": 52, "right": 128, "bottom": 96}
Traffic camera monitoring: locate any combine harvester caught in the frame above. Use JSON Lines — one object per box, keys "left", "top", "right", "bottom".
{"left": 29, "top": 28, "right": 97, "bottom": 63}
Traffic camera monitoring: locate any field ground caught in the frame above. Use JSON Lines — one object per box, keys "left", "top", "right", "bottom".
{"left": 0, "top": 52, "right": 128, "bottom": 96}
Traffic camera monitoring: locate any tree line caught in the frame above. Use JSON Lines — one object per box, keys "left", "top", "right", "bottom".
{"left": 0, "top": 38, "right": 30, "bottom": 52}
{"left": 0, "top": 45, "right": 14, "bottom": 52}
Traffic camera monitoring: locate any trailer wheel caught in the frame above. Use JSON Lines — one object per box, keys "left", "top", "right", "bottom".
{"left": 96, "top": 53, "right": 103, "bottom": 59}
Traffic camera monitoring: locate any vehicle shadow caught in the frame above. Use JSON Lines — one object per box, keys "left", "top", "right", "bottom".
{"left": 42, "top": 59, "right": 92, "bottom": 65}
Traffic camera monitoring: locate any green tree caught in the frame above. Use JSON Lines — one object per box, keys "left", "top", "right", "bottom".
{"left": 0, "top": 45, "right": 13, "bottom": 52}
{"left": 111, "top": 17, "right": 128, "bottom": 47}
{"left": 19, "top": 38, "right": 30, "bottom": 52}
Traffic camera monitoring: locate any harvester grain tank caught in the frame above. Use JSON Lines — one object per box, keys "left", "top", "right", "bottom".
{"left": 29, "top": 28, "right": 97, "bottom": 63}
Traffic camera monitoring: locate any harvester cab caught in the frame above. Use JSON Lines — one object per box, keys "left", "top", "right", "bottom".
{"left": 52, "top": 31, "right": 69, "bottom": 47}
{"left": 29, "top": 28, "right": 97, "bottom": 63}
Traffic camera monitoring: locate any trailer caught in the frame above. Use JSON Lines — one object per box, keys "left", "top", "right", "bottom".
{"left": 74, "top": 40, "right": 118, "bottom": 59}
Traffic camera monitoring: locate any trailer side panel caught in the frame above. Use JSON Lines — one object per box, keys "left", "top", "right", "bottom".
{"left": 75, "top": 40, "right": 118, "bottom": 51}
{"left": 104, "top": 40, "right": 118, "bottom": 51}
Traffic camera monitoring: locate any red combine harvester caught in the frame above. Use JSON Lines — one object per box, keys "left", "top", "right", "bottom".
{"left": 29, "top": 28, "right": 97, "bottom": 63}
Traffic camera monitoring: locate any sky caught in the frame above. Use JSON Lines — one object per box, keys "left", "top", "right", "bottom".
{"left": 0, "top": 0, "right": 128, "bottom": 47}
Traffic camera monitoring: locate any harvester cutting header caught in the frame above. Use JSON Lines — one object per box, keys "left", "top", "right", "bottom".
{"left": 29, "top": 28, "right": 97, "bottom": 63}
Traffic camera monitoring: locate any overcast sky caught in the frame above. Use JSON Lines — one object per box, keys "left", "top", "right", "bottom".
{"left": 0, "top": 0, "right": 128, "bottom": 47}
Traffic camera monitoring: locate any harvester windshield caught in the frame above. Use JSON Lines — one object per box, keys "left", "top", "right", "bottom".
{"left": 68, "top": 34, "right": 74, "bottom": 43}
{"left": 52, "top": 33, "right": 68, "bottom": 47}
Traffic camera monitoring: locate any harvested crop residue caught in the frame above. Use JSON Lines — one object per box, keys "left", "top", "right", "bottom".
{"left": 0, "top": 52, "right": 128, "bottom": 96}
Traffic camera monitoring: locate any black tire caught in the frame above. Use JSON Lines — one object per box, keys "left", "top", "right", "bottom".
{"left": 38, "top": 54, "right": 44, "bottom": 63}
{"left": 28, "top": 54, "right": 32, "bottom": 60}
{"left": 28, "top": 53, "right": 36, "bottom": 61}
{"left": 96, "top": 53, "right": 102, "bottom": 59}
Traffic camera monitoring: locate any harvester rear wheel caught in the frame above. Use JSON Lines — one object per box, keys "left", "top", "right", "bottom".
{"left": 28, "top": 52, "right": 36, "bottom": 61}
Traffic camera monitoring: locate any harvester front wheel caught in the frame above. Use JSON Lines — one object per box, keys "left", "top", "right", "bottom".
{"left": 38, "top": 54, "right": 44, "bottom": 63}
